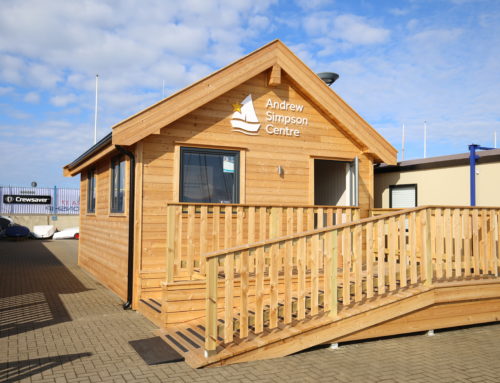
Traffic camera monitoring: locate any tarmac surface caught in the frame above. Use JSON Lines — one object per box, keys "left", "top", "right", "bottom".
{"left": 1, "top": 239, "right": 500, "bottom": 382}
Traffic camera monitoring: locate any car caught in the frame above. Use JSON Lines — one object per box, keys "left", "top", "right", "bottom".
{"left": 53, "top": 227, "right": 79, "bottom": 240}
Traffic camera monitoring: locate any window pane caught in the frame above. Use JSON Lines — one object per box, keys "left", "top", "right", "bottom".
{"left": 111, "top": 157, "right": 125, "bottom": 213}
{"left": 181, "top": 149, "right": 238, "bottom": 203}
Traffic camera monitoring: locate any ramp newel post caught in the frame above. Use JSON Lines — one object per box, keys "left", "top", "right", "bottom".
{"left": 329, "top": 230, "right": 338, "bottom": 318}
{"left": 205, "top": 256, "right": 218, "bottom": 357}
{"left": 166, "top": 204, "right": 176, "bottom": 283}
{"left": 423, "top": 209, "right": 433, "bottom": 286}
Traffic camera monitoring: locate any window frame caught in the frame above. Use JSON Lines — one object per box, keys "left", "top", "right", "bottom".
{"left": 179, "top": 146, "right": 240, "bottom": 204}
{"left": 87, "top": 168, "right": 96, "bottom": 214}
{"left": 110, "top": 155, "right": 126, "bottom": 214}
{"left": 389, "top": 184, "right": 418, "bottom": 208}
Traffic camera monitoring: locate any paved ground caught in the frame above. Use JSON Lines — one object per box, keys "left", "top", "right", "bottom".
{"left": 1, "top": 240, "right": 500, "bottom": 383}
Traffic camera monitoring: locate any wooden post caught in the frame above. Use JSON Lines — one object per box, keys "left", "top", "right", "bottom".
{"left": 187, "top": 205, "right": 195, "bottom": 277}
{"left": 329, "top": 230, "right": 338, "bottom": 317}
{"left": 366, "top": 222, "right": 374, "bottom": 298}
{"left": 205, "top": 256, "right": 218, "bottom": 357}
{"left": 224, "top": 253, "right": 234, "bottom": 343}
{"left": 377, "top": 219, "right": 386, "bottom": 294}
{"left": 423, "top": 209, "right": 433, "bottom": 286}
{"left": 270, "top": 207, "right": 279, "bottom": 238}
{"left": 166, "top": 204, "right": 176, "bottom": 283}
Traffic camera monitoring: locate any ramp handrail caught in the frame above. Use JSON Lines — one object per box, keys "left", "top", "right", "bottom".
{"left": 204, "top": 205, "right": 500, "bottom": 355}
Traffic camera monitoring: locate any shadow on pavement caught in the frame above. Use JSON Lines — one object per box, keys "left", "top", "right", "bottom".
{"left": 0, "top": 240, "right": 89, "bottom": 338}
{"left": 0, "top": 352, "right": 92, "bottom": 383}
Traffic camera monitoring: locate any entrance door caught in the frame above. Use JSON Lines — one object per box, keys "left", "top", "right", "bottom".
{"left": 314, "top": 158, "right": 358, "bottom": 206}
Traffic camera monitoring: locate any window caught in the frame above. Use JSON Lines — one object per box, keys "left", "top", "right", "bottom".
{"left": 110, "top": 156, "right": 125, "bottom": 213}
{"left": 87, "top": 169, "right": 96, "bottom": 213}
{"left": 180, "top": 147, "right": 239, "bottom": 203}
{"left": 389, "top": 184, "right": 417, "bottom": 208}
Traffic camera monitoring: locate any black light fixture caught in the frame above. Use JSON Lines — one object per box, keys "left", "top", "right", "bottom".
{"left": 317, "top": 72, "right": 339, "bottom": 86}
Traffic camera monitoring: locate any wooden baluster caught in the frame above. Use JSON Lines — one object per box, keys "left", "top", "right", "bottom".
{"left": 409, "top": 212, "right": 418, "bottom": 285}
{"left": 166, "top": 204, "right": 176, "bottom": 283}
{"left": 463, "top": 209, "right": 471, "bottom": 277}
{"left": 187, "top": 205, "right": 195, "bottom": 276}
{"left": 269, "top": 242, "right": 279, "bottom": 328}
{"left": 329, "top": 230, "right": 339, "bottom": 317}
{"left": 248, "top": 207, "right": 255, "bottom": 274}
{"left": 472, "top": 209, "right": 480, "bottom": 275}
{"left": 444, "top": 208, "right": 452, "bottom": 279}
{"left": 212, "top": 206, "right": 220, "bottom": 252}
{"left": 342, "top": 227, "right": 351, "bottom": 305}
{"left": 435, "top": 208, "right": 444, "bottom": 279}
{"left": 399, "top": 214, "right": 407, "bottom": 288}
{"left": 297, "top": 236, "right": 306, "bottom": 320}
{"left": 453, "top": 208, "right": 462, "bottom": 277}
{"left": 354, "top": 224, "right": 362, "bottom": 302}
{"left": 336, "top": 208, "right": 342, "bottom": 225}
{"left": 259, "top": 207, "right": 267, "bottom": 241}
{"left": 240, "top": 250, "right": 249, "bottom": 339}
{"left": 284, "top": 207, "right": 293, "bottom": 324}
{"left": 327, "top": 208, "right": 334, "bottom": 227}
{"left": 488, "top": 210, "right": 495, "bottom": 274}
{"left": 481, "top": 209, "right": 488, "bottom": 274}
{"left": 353, "top": 209, "right": 360, "bottom": 222}
{"left": 495, "top": 211, "right": 500, "bottom": 276}
{"left": 308, "top": 208, "right": 314, "bottom": 230}
{"left": 224, "top": 252, "right": 234, "bottom": 343}
{"left": 416, "top": 211, "right": 424, "bottom": 280}
{"left": 311, "top": 233, "right": 319, "bottom": 315}
{"left": 318, "top": 207, "right": 325, "bottom": 228}
{"left": 297, "top": 207, "right": 304, "bottom": 234}
{"left": 430, "top": 208, "right": 436, "bottom": 275}
{"left": 423, "top": 209, "right": 433, "bottom": 286}
{"left": 236, "top": 207, "right": 244, "bottom": 245}
{"left": 176, "top": 206, "right": 183, "bottom": 273}
{"left": 200, "top": 205, "right": 208, "bottom": 274}
{"left": 388, "top": 217, "right": 397, "bottom": 291}
{"left": 366, "top": 222, "right": 374, "bottom": 299}
{"left": 255, "top": 246, "right": 264, "bottom": 333}
{"left": 205, "top": 255, "right": 218, "bottom": 356}
{"left": 377, "top": 219, "right": 386, "bottom": 295}
{"left": 224, "top": 206, "right": 232, "bottom": 250}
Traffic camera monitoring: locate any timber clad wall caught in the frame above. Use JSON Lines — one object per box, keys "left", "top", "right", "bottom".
{"left": 79, "top": 155, "right": 130, "bottom": 300}
{"left": 139, "top": 73, "right": 373, "bottom": 273}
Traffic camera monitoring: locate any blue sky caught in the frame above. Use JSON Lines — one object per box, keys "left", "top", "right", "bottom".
{"left": 1, "top": 0, "right": 499, "bottom": 188}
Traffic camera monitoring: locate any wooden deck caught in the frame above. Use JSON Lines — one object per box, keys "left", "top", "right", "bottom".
{"left": 137, "top": 205, "right": 500, "bottom": 368}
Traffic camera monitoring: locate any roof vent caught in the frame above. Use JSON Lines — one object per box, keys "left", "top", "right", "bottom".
{"left": 317, "top": 72, "right": 339, "bottom": 86}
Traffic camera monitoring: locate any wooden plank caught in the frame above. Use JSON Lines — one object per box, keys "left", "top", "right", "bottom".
{"left": 225, "top": 206, "right": 232, "bottom": 249}
{"left": 200, "top": 206, "right": 208, "bottom": 274}
{"left": 377, "top": 219, "right": 385, "bottom": 295}
{"left": 255, "top": 246, "right": 264, "bottom": 333}
{"left": 311, "top": 233, "right": 319, "bottom": 315}
{"left": 224, "top": 252, "right": 235, "bottom": 343}
{"left": 240, "top": 251, "right": 249, "bottom": 339}
{"left": 444, "top": 208, "right": 453, "bottom": 279}
{"left": 409, "top": 212, "right": 418, "bottom": 285}
{"left": 248, "top": 207, "right": 255, "bottom": 274}
{"left": 481, "top": 209, "right": 487, "bottom": 274}
{"left": 284, "top": 208, "right": 293, "bottom": 324}
{"left": 213, "top": 205, "right": 221, "bottom": 252}
{"left": 463, "top": 209, "right": 471, "bottom": 277}
{"left": 205, "top": 256, "right": 218, "bottom": 354}
{"left": 423, "top": 209, "right": 433, "bottom": 286}
{"left": 329, "top": 230, "right": 338, "bottom": 317}
{"left": 354, "top": 224, "right": 362, "bottom": 302}
{"left": 453, "top": 208, "right": 462, "bottom": 277}
{"left": 187, "top": 205, "right": 195, "bottom": 276}
{"left": 366, "top": 222, "right": 374, "bottom": 299}
{"left": 495, "top": 211, "right": 500, "bottom": 277}
{"left": 435, "top": 208, "right": 444, "bottom": 279}
{"left": 388, "top": 217, "right": 397, "bottom": 291}
{"left": 166, "top": 204, "right": 176, "bottom": 283}
{"left": 399, "top": 214, "right": 407, "bottom": 288}
{"left": 297, "top": 236, "right": 306, "bottom": 320}
{"left": 175, "top": 206, "right": 183, "bottom": 274}
{"left": 472, "top": 209, "right": 480, "bottom": 275}
{"left": 268, "top": 64, "right": 281, "bottom": 87}
{"left": 269, "top": 243, "right": 279, "bottom": 328}
{"left": 259, "top": 207, "right": 267, "bottom": 241}
{"left": 342, "top": 227, "right": 351, "bottom": 305}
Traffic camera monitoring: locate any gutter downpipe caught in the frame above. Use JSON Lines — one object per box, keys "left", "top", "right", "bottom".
{"left": 116, "top": 145, "right": 135, "bottom": 310}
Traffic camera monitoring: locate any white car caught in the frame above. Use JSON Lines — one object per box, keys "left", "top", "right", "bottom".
{"left": 33, "top": 225, "right": 57, "bottom": 239}
{"left": 53, "top": 227, "right": 80, "bottom": 240}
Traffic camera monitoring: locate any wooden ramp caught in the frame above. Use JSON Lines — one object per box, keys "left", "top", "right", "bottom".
{"left": 138, "top": 206, "right": 500, "bottom": 368}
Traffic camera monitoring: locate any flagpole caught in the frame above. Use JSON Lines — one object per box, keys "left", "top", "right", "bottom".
{"left": 424, "top": 121, "right": 427, "bottom": 158}
{"left": 94, "top": 74, "right": 99, "bottom": 145}
{"left": 401, "top": 123, "right": 405, "bottom": 161}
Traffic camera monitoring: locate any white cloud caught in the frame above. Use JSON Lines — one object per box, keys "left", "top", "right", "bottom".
{"left": 24, "top": 91, "right": 40, "bottom": 103}
{"left": 50, "top": 93, "right": 77, "bottom": 107}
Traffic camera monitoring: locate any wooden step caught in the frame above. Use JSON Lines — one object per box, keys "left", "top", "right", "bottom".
{"left": 138, "top": 297, "right": 163, "bottom": 326}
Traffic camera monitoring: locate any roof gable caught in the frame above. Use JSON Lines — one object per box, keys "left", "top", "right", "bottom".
{"left": 67, "top": 40, "right": 395, "bottom": 172}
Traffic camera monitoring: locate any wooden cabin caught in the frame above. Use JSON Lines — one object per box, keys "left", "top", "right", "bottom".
{"left": 64, "top": 40, "right": 500, "bottom": 368}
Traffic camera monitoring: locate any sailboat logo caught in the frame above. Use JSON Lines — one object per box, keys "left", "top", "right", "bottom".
{"left": 230, "top": 95, "right": 261, "bottom": 135}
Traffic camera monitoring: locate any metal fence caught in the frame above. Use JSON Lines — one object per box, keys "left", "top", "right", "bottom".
{"left": 0, "top": 186, "right": 80, "bottom": 215}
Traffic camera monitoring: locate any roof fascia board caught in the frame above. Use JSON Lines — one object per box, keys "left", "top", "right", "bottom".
{"left": 64, "top": 145, "right": 115, "bottom": 177}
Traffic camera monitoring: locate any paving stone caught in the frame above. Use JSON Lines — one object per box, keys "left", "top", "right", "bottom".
{"left": 2, "top": 240, "right": 500, "bottom": 382}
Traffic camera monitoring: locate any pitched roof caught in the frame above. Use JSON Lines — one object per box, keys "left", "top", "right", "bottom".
{"left": 65, "top": 40, "right": 397, "bottom": 176}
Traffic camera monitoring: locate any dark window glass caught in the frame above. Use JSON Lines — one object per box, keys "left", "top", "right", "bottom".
{"left": 111, "top": 157, "right": 125, "bottom": 213}
{"left": 180, "top": 148, "right": 239, "bottom": 203}
{"left": 87, "top": 169, "right": 96, "bottom": 213}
